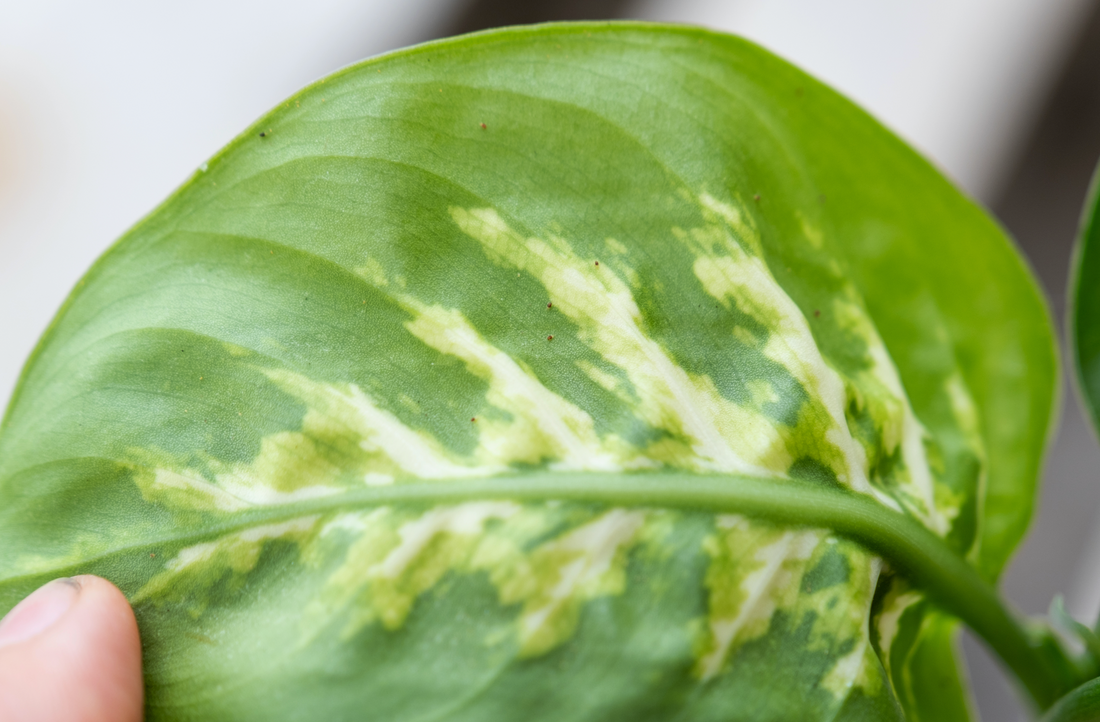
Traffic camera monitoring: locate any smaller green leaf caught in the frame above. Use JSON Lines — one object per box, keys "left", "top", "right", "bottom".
{"left": 1071, "top": 161, "right": 1100, "bottom": 443}
{"left": 901, "top": 612, "right": 974, "bottom": 722}
{"left": 1052, "top": 595, "right": 1100, "bottom": 652}
{"left": 1042, "top": 677, "right": 1100, "bottom": 722}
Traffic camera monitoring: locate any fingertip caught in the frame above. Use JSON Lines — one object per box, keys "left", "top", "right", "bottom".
{"left": 0, "top": 575, "right": 144, "bottom": 722}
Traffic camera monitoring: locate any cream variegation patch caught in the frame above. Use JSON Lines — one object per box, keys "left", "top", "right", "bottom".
{"left": 400, "top": 298, "right": 632, "bottom": 472}
{"left": 832, "top": 293, "right": 954, "bottom": 536}
{"left": 684, "top": 209, "right": 870, "bottom": 495}
{"left": 450, "top": 205, "right": 794, "bottom": 478}
{"left": 817, "top": 554, "right": 883, "bottom": 697}
{"left": 696, "top": 517, "right": 820, "bottom": 678}
{"left": 299, "top": 503, "right": 648, "bottom": 658}
{"left": 306, "top": 502, "right": 523, "bottom": 634}
{"left": 505, "top": 508, "right": 646, "bottom": 656}
{"left": 133, "top": 515, "right": 320, "bottom": 611}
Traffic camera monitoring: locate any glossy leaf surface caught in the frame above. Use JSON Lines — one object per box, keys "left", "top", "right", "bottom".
{"left": 0, "top": 22, "right": 1057, "bottom": 721}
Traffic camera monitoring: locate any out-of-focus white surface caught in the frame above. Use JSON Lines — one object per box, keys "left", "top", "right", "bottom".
{"left": 629, "top": 0, "right": 1093, "bottom": 202}
{"left": 0, "top": 0, "right": 455, "bottom": 412}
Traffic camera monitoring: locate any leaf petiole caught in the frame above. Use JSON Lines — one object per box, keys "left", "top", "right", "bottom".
{"left": 198, "top": 471, "right": 1085, "bottom": 711}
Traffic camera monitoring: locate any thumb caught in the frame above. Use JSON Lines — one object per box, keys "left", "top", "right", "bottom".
{"left": 0, "top": 576, "right": 143, "bottom": 722}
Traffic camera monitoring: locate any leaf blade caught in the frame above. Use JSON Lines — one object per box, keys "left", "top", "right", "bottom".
{"left": 0, "top": 23, "right": 1057, "bottom": 720}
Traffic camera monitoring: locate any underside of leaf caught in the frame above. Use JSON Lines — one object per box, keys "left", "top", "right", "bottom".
{"left": 0, "top": 22, "right": 1055, "bottom": 721}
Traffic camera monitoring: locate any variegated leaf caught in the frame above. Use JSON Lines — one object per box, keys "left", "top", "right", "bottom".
{"left": 0, "top": 23, "right": 1056, "bottom": 721}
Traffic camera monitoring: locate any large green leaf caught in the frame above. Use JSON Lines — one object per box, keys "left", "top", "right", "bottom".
{"left": 0, "top": 22, "right": 1056, "bottom": 720}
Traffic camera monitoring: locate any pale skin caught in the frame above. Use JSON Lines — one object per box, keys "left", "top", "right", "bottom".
{"left": 0, "top": 576, "right": 143, "bottom": 722}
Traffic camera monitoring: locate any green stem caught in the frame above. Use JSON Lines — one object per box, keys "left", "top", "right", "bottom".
{"left": 220, "top": 471, "right": 1082, "bottom": 709}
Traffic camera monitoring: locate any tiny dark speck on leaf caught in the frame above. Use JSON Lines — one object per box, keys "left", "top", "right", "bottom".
{"left": 547, "top": 302, "right": 553, "bottom": 309}
{"left": 186, "top": 633, "right": 218, "bottom": 646}
{"left": 594, "top": 261, "right": 599, "bottom": 266}
{"left": 259, "top": 132, "right": 266, "bottom": 137}
{"left": 753, "top": 194, "right": 761, "bottom": 202}
{"left": 480, "top": 123, "right": 487, "bottom": 129}
{"left": 471, "top": 417, "right": 477, "bottom": 423}
{"left": 814, "top": 309, "right": 821, "bottom": 317}
{"left": 547, "top": 335, "right": 554, "bottom": 341}
{"left": 149, "top": 553, "right": 155, "bottom": 558}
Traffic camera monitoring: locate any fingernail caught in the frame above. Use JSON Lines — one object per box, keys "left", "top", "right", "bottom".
{"left": 0, "top": 578, "right": 81, "bottom": 647}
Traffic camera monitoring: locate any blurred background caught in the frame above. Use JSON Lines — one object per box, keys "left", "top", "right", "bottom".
{"left": 1, "top": 1, "right": 1098, "bottom": 717}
